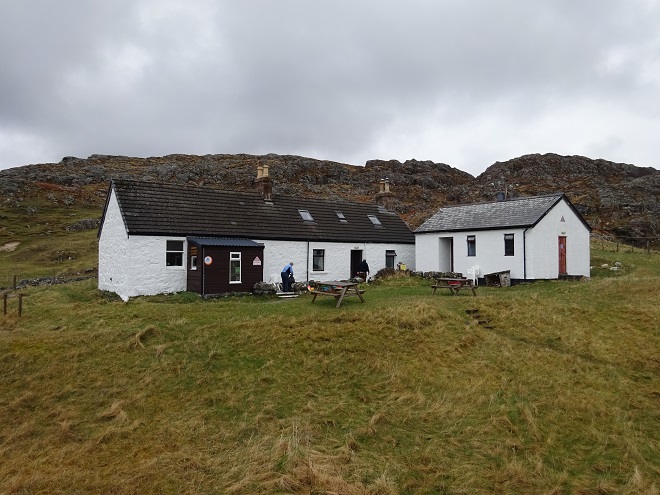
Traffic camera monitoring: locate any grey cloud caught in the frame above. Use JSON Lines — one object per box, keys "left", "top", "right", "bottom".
{"left": 1, "top": 0, "right": 659, "bottom": 173}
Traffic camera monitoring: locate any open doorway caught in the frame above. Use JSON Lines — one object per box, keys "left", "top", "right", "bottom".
{"left": 350, "top": 249, "right": 363, "bottom": 277}
{"left": 439, "top": 237, "right": 454, "bottom": 272}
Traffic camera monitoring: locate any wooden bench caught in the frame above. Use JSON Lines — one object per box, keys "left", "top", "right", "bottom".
{"left": 310, "top": 281, "right": 365, "bottom": 308}
{"left": 431, "top": 278, "right": 477, "bottom": 296}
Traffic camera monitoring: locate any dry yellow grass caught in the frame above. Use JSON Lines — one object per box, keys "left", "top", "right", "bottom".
{"left": 1, "top": 247, "right": 659, "bottom": 494}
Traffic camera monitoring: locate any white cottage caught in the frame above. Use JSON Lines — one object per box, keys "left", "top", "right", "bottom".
{"left": 414, "top": 194, "right": 590, "bottom": 283}
{"left": 98, "top": 170, "right": 415, "bottom": 300}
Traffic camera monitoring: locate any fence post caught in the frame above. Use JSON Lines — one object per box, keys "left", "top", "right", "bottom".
{"left": 13, "top": 275, "right": 17, "bottom": 290}
{"left": 18, "top": 294, "right": 26, "bottom": 317}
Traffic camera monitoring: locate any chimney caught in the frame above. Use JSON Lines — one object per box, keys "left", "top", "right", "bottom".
{"left": 255, "top": 161, "right": 272, "bottom": 201}
{"left": 376, "top": 178, "right": 394, "bottom": 211}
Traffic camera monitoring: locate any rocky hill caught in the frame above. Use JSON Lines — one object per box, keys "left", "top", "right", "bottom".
{"left": 1, "top": 152, "right": 658, "bottom": 245}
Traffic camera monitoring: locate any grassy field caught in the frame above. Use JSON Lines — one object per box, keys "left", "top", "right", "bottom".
{"left": 1, "top": 244, "right": 659, "bottom": 494}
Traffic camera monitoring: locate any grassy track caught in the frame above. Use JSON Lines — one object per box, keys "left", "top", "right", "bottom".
{"left": 1, "top": 245, "right": 659, "bottom": 494}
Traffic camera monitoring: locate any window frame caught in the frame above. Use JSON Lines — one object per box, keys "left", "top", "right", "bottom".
{"left": 229, "top": 252, "right": 241, "bottom": 283}
{"left": 166, "top": 240, "right": 184, "bottom": 267}
{"left": 298, "top": 209, "right": 314, "bottom": 222}
{"left": 368, "top": 215, "right": 383, "bottom": 227}
{"left": 335, "top": 212, "right": 347, "bottom": 223}
{"left": 312, "top": 249, "right": 325, "bottom": 272}
{"left": 467, "top": 235, "right": 476, "bottom": 257}
{"left": 504, "top": 234, "right": 515, "bottom": 256}
{"left": 385, "top": 249, "right": 397, "bottom": 269}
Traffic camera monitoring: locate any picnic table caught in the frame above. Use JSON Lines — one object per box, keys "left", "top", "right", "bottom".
{"left": 310, "top": 281, "right": 365, "bottom": 308}
{"left": 431, "top": 277, "right": 477, "bottom": 296}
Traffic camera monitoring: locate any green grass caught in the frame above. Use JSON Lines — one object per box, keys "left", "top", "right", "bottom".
{"left": 0, "top": 199, "right": 100, "bottom": 284}
{"left": 1, "top": 245, "right": 658, "bottom": 494}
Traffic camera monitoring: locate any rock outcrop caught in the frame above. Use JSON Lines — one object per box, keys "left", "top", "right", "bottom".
{"left": 1, "top": 152, "right": 657, "bottom": 244}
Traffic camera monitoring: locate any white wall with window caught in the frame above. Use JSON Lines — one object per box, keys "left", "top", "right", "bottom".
{"left": 415, "top": 198, "right": 590, "bottom": 280}
{"left": 257, "top": 239, "right": 415, "bottom": 284}
{"left": 98, "top": 189, "right": 188, "bottom": 300}
{"left": 416, "top": 228, "right": 527, "bottom": 279}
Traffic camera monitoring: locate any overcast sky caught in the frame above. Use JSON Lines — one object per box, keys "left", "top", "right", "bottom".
{"left": 1, "top": 1, "right": 659, "bottom": 176}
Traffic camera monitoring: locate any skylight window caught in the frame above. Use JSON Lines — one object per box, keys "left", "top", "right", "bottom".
{"left": 336, "top": 212, "right": 347, "bottom": 223}
{"left": 298, "top": 209, "right": 314, "bottom": 222}
{"left": 368, "top": 215, "right": 382, "bottom": 227}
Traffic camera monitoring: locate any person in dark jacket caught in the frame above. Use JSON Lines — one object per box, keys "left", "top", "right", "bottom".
{"left": 356, "top": 259, "right": 370, "bottom": 281}
{"left": 281, "top": 261, "right": 294, "bottom": 292}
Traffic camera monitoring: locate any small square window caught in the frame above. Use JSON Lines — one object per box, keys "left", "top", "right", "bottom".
{"left": 166, "top": 240, "right": 184, "bottom": 266}
{"left": 336, "top": 212, "right": 347, "bottom": 223}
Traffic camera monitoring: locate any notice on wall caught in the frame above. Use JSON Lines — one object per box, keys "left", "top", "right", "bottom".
{"left": 253, "top": 256, "right": 262, "bottom": 266}
{"left": 204, "top": 256, "right": 213, "bottom": 266}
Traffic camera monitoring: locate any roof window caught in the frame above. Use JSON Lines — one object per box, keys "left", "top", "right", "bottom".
{"left": 336, "top": 212, "right": 347, "bottom": 223}
{"left": 298, "top": 209, "right": 314, "bottom": 222}
{"left": 368, "top": 215, "right": 383, "bottom": 227}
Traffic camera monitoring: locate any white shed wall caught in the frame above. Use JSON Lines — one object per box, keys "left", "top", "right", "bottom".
{"left": 417, "top": 229, "right": 527, "bottom": 278}
{"left": 415, "top": 199, "right": 590, "bottom": 280}
{"left": 415, "top": 234, "right": 442, "bottom": 273}
{"left": 526, "top": 200, "right": 590, "bottom": 278}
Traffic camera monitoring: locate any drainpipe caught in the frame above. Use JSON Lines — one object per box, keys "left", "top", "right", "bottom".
{"left": 523, "top": 228, "right": 529, "bottom": 280}
{"left": 306, "top": 241, "right": 310, "bottom": 282}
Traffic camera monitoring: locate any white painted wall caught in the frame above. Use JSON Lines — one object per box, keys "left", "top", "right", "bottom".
{"left": 259, "top": 239, "right": 415, "bottom": 283}
{"left": 415, "top": 199, "right": 590, "bottom": 280}
{"left": 98, "top": 189, "right": 130, "bottom": 298}
{"left": 98, "top": 188, "right": 188, "bottom": 301}
{"left": 526, "top": 199, "right": 590, "bottom": 278}
{"left": 417, "top": 229, "right": 526, "bottom": 278}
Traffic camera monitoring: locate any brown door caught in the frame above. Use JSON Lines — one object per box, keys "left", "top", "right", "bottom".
{"left": 558, "top": 236, "right": 567, "bottom": 275}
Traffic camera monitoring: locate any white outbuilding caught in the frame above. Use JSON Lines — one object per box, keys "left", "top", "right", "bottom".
{"left": 414, "top": 194, "right": 591, "bottom": 283}
{"left": 98, "top": 168, "right": 415, "bottom": 301}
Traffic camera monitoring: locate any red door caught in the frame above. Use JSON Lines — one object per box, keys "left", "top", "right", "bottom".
{"left": 558, "top": 236, "right": 567, "bottom": 275}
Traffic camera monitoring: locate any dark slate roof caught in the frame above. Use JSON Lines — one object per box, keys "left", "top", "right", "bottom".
{"left": 103, "top": 179, "right": 414, "bottom": 244}
{"left": 187, "top": 237, "right": 264, "bottom": 247}
{"left": 415, "top": 193, "right": 590, "bottom": 233}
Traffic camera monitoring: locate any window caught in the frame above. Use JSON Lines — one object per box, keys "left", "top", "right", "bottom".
{"left": 190, "top": 255, "right": 198, "bottom": 270}
{"left": 298, "top": 209, "right": 314, "bottom": 222}
{"left": 336, "top": 212, "right": 347, "bottom": 223}
{"left": 386, "top": 250, "right": 397, "bottom": 269}
{"left": 504, "top": 234, "right": 515, "bottom": 256}
{"left": 229, "top": 252, "right": 241, "bottom": 283}
{"left": 166, "top": 240, "right": 184, "bottom": 266}
{"left": 368, "top": 215, "right": 382, "bottom": 227}
{"left": 467, "top": 236, "right": 476, "bottom": 257}
{"left": 313, "top": 249, "right": 325, "bottom": 271}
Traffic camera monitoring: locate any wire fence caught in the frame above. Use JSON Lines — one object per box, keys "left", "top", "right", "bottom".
{"left": 592, "top": 235, "right": 659, "bottom": 254}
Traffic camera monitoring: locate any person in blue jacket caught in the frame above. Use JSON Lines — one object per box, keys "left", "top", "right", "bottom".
{"left": 281, "top": 261, "right": 294, "bottom": 292}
